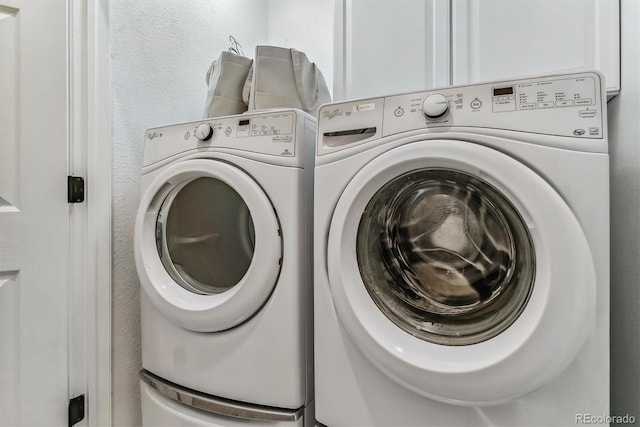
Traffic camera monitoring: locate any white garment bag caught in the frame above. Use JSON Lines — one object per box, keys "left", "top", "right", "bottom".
{"left": 243, "top": 46, "right": 331, "bottom": 116}
{"left": 202, "top": 51, "right": 253, "bottom": 118}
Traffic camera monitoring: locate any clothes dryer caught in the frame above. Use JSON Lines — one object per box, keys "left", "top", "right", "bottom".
{"left": 314, "top": 71, "right": 609, "bottom": 426}
{"left": 135, "top": 109, "right": 315, "bottom": 426}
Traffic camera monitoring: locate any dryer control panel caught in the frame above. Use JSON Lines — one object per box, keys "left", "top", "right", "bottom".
{"left": 144, "top": 111, "right": 301, "bottom": 167}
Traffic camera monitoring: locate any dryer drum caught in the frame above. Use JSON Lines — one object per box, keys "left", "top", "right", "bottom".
{"left": 356, "top": 168, "right": 536, "bottom": 346}
{"left": 156, "top": 177, "right": 256, "bottom": 295}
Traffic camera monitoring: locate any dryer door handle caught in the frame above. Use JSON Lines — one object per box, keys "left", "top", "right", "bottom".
{"left": 140, "top": 370, "right": 304, "bottom": 422}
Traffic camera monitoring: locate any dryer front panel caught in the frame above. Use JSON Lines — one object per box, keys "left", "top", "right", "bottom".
{"left": 326, "top": 139, "right": 596, "bottom": 406}
{"left": 135, "top": 159, "right": 282, "bottom": 332}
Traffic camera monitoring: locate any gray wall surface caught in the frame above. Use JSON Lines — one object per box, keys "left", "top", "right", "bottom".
{"left": 609, "top": 0, "right": 640, "bottom": 423}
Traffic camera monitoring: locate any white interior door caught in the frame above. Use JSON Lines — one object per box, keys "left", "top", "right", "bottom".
{"left": 0, "top": 0, "right": 71, "bottom": 425}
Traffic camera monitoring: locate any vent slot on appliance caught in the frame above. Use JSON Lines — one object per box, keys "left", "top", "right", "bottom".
{"left": 323, "top": 127, "right": 377, "bottom": 147}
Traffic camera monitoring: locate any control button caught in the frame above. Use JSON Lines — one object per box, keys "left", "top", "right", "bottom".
{"left": 589, "top": 127, "right": 600, "bottom": 136}
{"left": 557, "top": 100, "right": 573, "bottom": 107}
{"left": 394, "top": 107, "right": 405, "bottom": 117}
{"left": 195, "top": 123, "right": 214, "bottom": 141}
{"left": 422, "top": 93, "right": 449, "bottom": 119}
{"left": 573, "top": 129, "right": 586, "bottom": 136}
{"left": 470, "top": 99, "right": 483, "bottom": 109}
{"left": 538, "top": 101, "right": 555, "bottom": 109}
{"left": 575, "top": 98, "right": 593, "bottom": 106}
{"left": 225, "top": 126, "right": 232, "bottom": 136}
{"left": 578, "top": 109, "right": 597, "bottom": 118}
{"left": 520, "top": 103, "right": 536, "bottom": 110}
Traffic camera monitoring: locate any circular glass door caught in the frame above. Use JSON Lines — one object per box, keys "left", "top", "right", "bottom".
{"left": 327, "top": 139, "right": 596, "bottom": 405}
{"left": 357, "top": 168, "right": 535, "bottom": 346}
{"left": 135, "top": 159, "right": 282, "bottom": 332}
{"left": 157, "top": 177, "right": 256, "bottom": 295}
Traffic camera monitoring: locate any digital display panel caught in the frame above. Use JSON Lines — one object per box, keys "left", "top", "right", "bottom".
{"left": 238, "top": 119, "right": 250, "bottom": 126}
{"left": 493, "top": 87, "right": 514, "bottom": 96}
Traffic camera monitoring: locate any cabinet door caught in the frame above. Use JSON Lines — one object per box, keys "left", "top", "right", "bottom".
{"left": 334, "top": 0, "right": 450, "bottom": 101}
{"left": 452, "top": 0, "right": 619, "bottom": 97}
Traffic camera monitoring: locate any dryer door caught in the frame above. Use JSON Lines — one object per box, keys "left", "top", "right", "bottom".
{"left": 327, "top": 139, "right": 596, "bottom": 406}
{"left": 135, "top": 159, "right": 281, "bottom": 332}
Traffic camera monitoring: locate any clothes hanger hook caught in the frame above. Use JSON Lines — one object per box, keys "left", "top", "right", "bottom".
{"left": 228, "top": 35, "right": 245, "bottom": 56}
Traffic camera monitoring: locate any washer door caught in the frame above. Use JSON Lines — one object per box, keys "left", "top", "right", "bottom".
{"left": 135, "top": 159, "right": 281, "bottom": 332}
{"left": 327, "top": 139, "right": 596, "bottom": 406}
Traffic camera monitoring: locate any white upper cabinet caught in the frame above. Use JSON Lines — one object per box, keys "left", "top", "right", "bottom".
{"left": 335, "top": 0, "right": 620, "bottom": 100}
{"left": 334, "top": 0, "right": 450, "bottom": 101}
{"left": 452, "top": 0, "right": 619, "bottom": 97}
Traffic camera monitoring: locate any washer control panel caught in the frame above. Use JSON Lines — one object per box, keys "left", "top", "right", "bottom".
{"left": 422, "top": 93, "right": 450, "bottom": 118}
{"left": 490, "top": 77, "right": 596, "bottom": 113}
{"left": 382, "top": 72, "right": 604, "bottom": 139}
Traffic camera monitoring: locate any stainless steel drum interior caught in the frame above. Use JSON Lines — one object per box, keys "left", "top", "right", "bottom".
{"left": 356, "top": 168, "right": 535, "bottom": 346}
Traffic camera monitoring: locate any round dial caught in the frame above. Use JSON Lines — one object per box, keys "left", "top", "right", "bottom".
{"left": 422, "top": 94, "right": 449, "bottom": 119}
{"left": 195, "top": 123, "right": 214, "bottom": 141}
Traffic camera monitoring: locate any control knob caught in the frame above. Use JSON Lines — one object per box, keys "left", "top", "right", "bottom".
{"left": 195, "top": 123, "right": 214, "bottom": 141}
{"left": 422, "top": 93, "right": 449, "bottom": 119}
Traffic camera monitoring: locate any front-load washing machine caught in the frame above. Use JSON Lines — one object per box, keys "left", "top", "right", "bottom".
{"left": 134, "top": 109, "right": 316, "bottom": 426}
{"left": 314, "top": 71, "right": 609, "bottom": 426}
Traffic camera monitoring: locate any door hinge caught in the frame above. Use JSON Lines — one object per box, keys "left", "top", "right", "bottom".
{"left": 67, "top": 176, "right": 85, "bottom": 203}
{"left": 68, "top": 394, "right": 85, "bottom": 426}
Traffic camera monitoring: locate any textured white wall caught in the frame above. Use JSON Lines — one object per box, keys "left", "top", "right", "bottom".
{"left": 609, "top": 0, "right": 640, "bottom": 421}
{"left": 267, "top": 0, "right": 335, "bottom": 97}
{"left": 110, "top": 1, "right": 268, "bottom": 424}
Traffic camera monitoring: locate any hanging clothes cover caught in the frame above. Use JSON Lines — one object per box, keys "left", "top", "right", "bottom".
{"left": 202, "top": 51, "right": 253, "bottom": 119}
{"left": 243, "top": 46, "right": 331, "bottom": 117}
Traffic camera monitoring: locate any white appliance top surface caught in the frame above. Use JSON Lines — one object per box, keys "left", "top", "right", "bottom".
{"left": 317, "top": 71, "right": 607, "bottom": 157}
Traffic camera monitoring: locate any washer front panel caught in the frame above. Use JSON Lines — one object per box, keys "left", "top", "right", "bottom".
{"left": 135, "top": 159, "right": 282, "bottom": 332}
{"left": 327, "top": 139, "right": 596, "bottom": 405}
